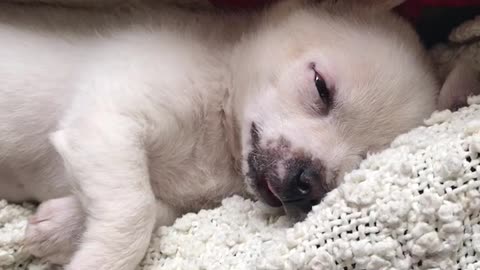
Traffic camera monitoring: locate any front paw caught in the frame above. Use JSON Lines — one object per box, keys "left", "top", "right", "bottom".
{"left": 24, "top": 197, "right": 84, "bottom": 265}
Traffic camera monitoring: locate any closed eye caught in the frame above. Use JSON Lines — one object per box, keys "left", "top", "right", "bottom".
{"left": 314, "top": 72, "right": 332, "bottom": 108}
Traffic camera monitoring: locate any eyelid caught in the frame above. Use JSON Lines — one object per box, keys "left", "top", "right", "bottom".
{"left": 310, "top": 62, "right": 335, "bottom": 90}
{"left": 310, "top": 63, "right": 335, "bottom": 114}
{"left": 312, "top": 69, "right": 328, "bottom": 90}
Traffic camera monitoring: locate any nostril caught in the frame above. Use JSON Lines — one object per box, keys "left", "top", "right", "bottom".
{"left": 297, "top": 170, "right": 311, "bottom": 195}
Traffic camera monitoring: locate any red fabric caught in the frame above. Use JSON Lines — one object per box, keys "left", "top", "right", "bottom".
{"left": 208, "top": 0, "right": 480, "bottom": 29}
{"left": 209, "top": 0, "right": 480, "bottom": 19}
{"left": 396, "top": 0, "right": 480, "bottom": 22}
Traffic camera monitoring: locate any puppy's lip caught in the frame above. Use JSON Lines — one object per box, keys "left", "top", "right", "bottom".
{"left": 256, "top": 176, "right": 283, "bottom": 207}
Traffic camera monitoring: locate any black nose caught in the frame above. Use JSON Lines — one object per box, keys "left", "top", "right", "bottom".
{"left": 282, "top": 166, "right": 324, "bottom": 217}
{"left": 297, "top": 170, "right": 313, "bottom": 195}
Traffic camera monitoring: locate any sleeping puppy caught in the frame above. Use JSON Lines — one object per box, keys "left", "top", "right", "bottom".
{"left": 0, "top": 0, "right": 475, "bottom": 269}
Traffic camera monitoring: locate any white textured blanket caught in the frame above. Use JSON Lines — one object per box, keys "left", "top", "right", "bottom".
{"left": 1, "top": 97, "right": 479, "bottom": 270}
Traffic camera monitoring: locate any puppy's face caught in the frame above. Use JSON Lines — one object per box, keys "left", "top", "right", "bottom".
{"left": 234, "top": 3, "right": 438, "bottom": 218}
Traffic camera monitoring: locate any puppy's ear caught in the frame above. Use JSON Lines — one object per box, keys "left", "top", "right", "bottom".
{"left": 437, "top": 59, "right": 480, "bottom": 111}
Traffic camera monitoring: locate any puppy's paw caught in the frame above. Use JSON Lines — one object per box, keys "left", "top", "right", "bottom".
{"left": 24, "top": 196, "right": 85, "bottom": 265}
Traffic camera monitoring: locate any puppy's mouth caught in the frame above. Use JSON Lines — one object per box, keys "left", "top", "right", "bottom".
{"left": 256, "top": 175, "right": 283, "bottom": 207}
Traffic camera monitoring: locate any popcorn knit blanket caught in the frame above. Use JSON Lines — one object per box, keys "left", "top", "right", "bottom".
{"left": 3, "top": 96, "right": 480, "bottom": 270}
{"left": 2, "top": 14, "right": 480, "bottom": 270}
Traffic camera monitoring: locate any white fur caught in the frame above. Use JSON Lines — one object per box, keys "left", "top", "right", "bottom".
{"left": 0, "top": 1, "right": 444, "bottom": 269}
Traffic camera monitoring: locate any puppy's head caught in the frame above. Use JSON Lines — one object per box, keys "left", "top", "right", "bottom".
{"left": 230, "top": 0, "right": 439, "bottom": 219}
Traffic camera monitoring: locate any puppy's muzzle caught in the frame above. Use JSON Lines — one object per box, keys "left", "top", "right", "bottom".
{"left": 247, "top": 123, "right": 329, "bottom": 220}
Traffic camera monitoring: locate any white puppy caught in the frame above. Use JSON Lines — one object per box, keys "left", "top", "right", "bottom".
{"left": 0, "top": 0, "right": 473, "bottom": 269}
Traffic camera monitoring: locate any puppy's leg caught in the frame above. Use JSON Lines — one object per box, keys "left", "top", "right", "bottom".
{"left": 24, "top": 197, "right": 177, "bottom": 266}
{"left": 438, "top": 59, "right": 480, "bottom": 111}
{"left": 51, "top": 114, "right": 156, "bottom": 270}
{"left": 24, "top": 196, "right": 84, "bottom": 265}
{"left": 155, "top": 200, "right": 179, "bottom": 228}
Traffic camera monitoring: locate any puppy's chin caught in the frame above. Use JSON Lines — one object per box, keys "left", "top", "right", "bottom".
{"left": 255, "top": 200, "right": 285, "bottom": 215}
{"left": 255, "top": 196, "right": 309, "bottom": 222}
{"left": 283, "top": 204, "right": 308, "bottom": 221}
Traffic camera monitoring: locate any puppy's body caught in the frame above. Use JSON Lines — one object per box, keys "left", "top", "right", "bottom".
{"left": 0, "top": 4, "right": 246, "bottom": 208}
{"left": 0, "top": 6, "right": 251, "bottom": 267}
{"left": 0, "top": 1, "right": 446, "bottom": 269}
